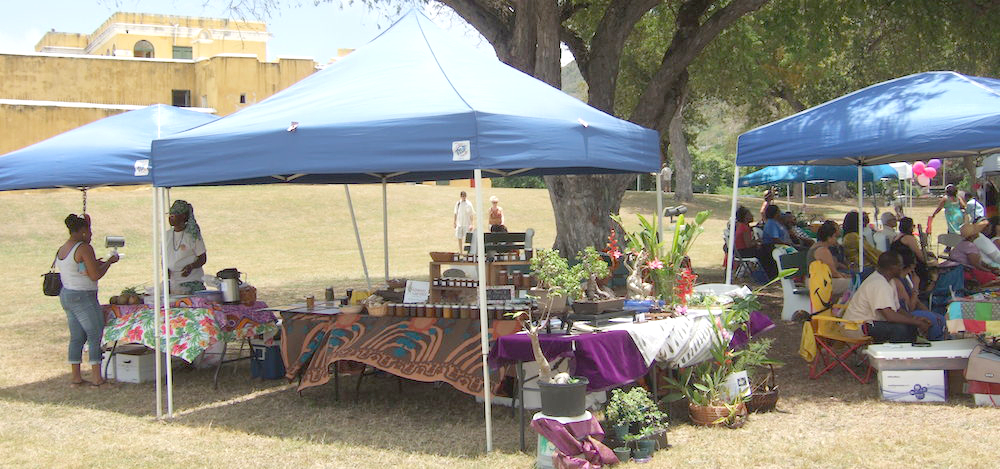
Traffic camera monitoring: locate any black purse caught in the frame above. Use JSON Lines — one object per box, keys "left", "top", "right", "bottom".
{"left": 42, "top": 252, "right": 62, "bottom": 296}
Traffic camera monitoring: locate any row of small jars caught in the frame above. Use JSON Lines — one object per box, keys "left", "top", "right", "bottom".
{"left": 384, "top": 303, "right": 520, "bottom": 320}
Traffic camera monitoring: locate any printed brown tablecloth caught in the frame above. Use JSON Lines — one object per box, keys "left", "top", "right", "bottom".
{"left": 281, "top": 312, "right": 520, "bottom": 396}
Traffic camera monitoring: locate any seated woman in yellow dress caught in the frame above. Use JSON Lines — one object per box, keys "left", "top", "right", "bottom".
{"left": 842, "top": 211, "right": 882, "bottom": 269}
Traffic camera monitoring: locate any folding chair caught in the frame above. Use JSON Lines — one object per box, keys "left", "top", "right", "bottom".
{"left": 804, "top": 260, "right": 873, "bottom": 384}
{"left": 775, "top": 249, "right": 810, "bottom": 321}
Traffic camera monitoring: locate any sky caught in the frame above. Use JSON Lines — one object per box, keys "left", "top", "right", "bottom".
{"left": 0, "top": 0, "right": 500, "bottom": 63}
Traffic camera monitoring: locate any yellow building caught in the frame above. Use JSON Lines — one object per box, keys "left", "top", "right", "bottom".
{"left": 1, "top": 12, "right": 318, "bottom": 155}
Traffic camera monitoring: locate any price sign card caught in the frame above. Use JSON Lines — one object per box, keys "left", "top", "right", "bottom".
{"left": 403, "top": 280, "right": 430, "bottom": 304}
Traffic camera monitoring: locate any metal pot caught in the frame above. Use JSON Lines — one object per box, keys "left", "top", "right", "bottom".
{"left": 216, "top": 268, "right": 244, "bottom": 304}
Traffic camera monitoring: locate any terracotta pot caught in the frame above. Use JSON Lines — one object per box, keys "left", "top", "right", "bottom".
{"left": 688, "top": 402, "right": 747, "bottom": 428}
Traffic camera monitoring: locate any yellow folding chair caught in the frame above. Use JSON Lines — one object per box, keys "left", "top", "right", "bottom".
{"left": 802, "top": 260, "right": 874, "bottom": 384}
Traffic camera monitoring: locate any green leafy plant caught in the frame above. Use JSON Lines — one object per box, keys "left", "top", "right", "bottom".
{"left": 605, "top": 387, "right": 668, "bottom": 440}
{"left": 662, "top": 269, "right": 795, "bottom": 424}
{"left": 610, "top": 211, "right": 711, "bottom": 303}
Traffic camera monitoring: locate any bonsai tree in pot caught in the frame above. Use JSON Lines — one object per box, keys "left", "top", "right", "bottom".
{"left": 572, "top": 246, "right": 623, "bottom": 314}
{"left": 512, "top": 249, "right": 589, "bottom": 417}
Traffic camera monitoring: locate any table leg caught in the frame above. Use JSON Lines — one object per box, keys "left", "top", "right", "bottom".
{"left": 333, "top": 360, "right": 340, "bottom": 402}
{"left": 650, "top": 362, "right": 658, "bottom": 400}
{"left": 517, "top": 361, "right": 525, "bottom": 452}
{"left": 104, "top": 340, "right": 119, "bottom": 380}
{"left": 213, "top": 340, "right": 228, "bottom": 390}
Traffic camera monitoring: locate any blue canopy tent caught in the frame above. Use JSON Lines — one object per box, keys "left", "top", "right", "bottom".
{"left": 726, "top": 71, "right": 1000, "bottom": 284}
{"left": 0, "top": 104, "right": 216, "bottom": 419}
{"left": 0, "top": 104, "right": 216, "bottom": 191}
{"left": 738, "top": 164, "right": 899, "bottom": 187}
{"left": 150, "top": 10, "right": 661, "bottom": 448}
{"left": 740, "top": 164, "right": 902, "bottom": 212}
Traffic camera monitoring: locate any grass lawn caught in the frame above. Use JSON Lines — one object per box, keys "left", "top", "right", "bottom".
{"left": 1, "top": 184, "right": 997, "bottom": 468}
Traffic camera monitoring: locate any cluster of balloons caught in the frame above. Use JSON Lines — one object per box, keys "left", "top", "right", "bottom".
{"left": 913, "top": 159, "right": 942, "bottom": 187}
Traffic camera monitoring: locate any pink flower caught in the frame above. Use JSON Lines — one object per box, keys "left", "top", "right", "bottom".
{"left": 610, "top": 249, "right": 623, "bottom": 260}
{"left": 675, "top": 305, "right": 688, "bottom": 315}
{"left": 646, "top": 259, "right": 664, "bottom": 270}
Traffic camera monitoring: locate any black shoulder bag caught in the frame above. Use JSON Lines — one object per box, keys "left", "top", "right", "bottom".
{"left": 42, "top": 251, "right": 62, "bottom": 296}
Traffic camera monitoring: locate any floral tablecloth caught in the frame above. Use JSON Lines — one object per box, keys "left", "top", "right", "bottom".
{"left": 102, "top": 298, "right": 276, "bottom": 362}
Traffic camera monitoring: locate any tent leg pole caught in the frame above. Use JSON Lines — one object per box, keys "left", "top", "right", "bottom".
{"left": 473, "top": 169, "right": 493, "bottom": 452}
{"left": 857, "top": 166, "right": 864, "bottom": 269}
{"left": 655, "top": 171, "right": 664, "bottom": 244}
{"left": 802, "top": 182, "right": 806, "bottom": 210}
{"left": 382, "top": 179, "right": 389, "bottom": 283}
{"left": 152, "top": 187, "right": 162, "bottom": 419}
{"left": 726, "top": 164, "right": 740, "bottom": 285}
{"left": 158, "top": 187, "right": 174, "bottom": 418}
{"left": 786, "top": 183, "right": 791, "bottom": 211}
{"left": 344, "top": 185, "right": 372, "bottom": 290}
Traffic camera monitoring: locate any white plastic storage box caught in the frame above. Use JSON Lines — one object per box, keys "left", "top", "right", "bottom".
{"left": 973, "top": 394, "right": 1000, "bottom": 407}
{"left": 877, "top": 369, "right": 946, "bottom": 402}
{"left": 105, "top": 345, "right": 167, "bottom": 383}
{"left": 866, "top": 339, "right": 977, "bottom": 371}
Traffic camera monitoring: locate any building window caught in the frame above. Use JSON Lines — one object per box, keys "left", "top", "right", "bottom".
{"left": 172, "top": 46, "right": 192, "bottom": 59}
{"left": 172, "top": 90, "right": 191, "bottom": 107}
{"left": 134, "top": 40, "right": 154, "bottom": 58}
{"left": 239, "top": 93, "right": 246, "bottom": 104}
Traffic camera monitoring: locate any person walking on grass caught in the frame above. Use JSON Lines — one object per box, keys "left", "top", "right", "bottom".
{"left": 454, "top": 191, "right": 475, "bottom": 252}
{"left": 56, "top": 214, "right": 118, "bottom": 387}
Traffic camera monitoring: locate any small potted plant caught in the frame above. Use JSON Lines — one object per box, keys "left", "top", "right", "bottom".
{"left": 603, "top": 387, "right": 668, "bottom": 456}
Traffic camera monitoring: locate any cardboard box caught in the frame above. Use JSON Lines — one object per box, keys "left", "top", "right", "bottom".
{"left": 877, "top": 369, "right": 946, "bottom": 402}
{"left": 109, "top": 346, "right": 167, "bottom": 383}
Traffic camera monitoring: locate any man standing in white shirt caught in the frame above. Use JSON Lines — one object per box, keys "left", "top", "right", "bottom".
{"left": 659, "top": 165, "right": 672, "bottom": 193}
{"left": 842, "top": 251, "right": 930, "bottom": 343}
{"left": 454, "top": 191, "right": 475, "bottom": 252}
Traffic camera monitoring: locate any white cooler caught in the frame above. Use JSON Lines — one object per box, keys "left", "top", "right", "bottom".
{"left": 866, "top": 339, "right": 978, "bottom": 402}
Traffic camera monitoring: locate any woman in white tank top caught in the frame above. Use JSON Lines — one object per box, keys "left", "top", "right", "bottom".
{"left": 56, "top": 214, "right": 118, "bottom": 386}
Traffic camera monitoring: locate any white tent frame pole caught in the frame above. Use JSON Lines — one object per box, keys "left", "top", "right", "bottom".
{"left": 801, "top": 182, "right": 806, "bottom": 209}
{"left": 472, "top": 169, "right": 493, "bottom": 452}
{"left": 857, "top": 166, "right": 864, "bottom": 268}
{"left": 151, "top": 186, "right": 163, "bottom": 419}
{"left": 382, "top": 179, "right": 389, "bottom": 283}
{"left": 725, "top": 163, "right": 739, "bottom": 285}
{"left": 152, "top": 106, "right": 163, "bottom": 419}
{"left": 786, "top": 183, "right": 791, "bottom": 211}
{"left": 344, "top": 185, "right": 372, "bottom": 290}
{"left": 655, "top": 171, "right": 664, "bottom": 245}
{"left": 158, "top": 187, "right": 174, "bottom": 417}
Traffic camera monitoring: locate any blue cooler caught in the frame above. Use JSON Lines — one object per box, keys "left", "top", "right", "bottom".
{"left": 250, "top": 340, "right": 285, "bottom": 380}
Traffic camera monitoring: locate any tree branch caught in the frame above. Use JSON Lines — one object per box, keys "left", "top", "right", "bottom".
{"left": 437, "top": 0, "right": 513, "bottom": 60}
{"left": 631, "top": 0, "right": 768, "bottom": 128}
{"left": 560, "top": 25, "right": 590, "bottom": 80}
{"left": 583, "top": 0, "right": 660, "bottom": 113}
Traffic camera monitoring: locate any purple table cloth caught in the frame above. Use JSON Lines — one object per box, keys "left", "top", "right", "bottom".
{"left": 488, "top": 330, "right": 650, "bottom": 391}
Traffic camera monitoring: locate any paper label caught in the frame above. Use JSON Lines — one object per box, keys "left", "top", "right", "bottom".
{"left": 403, "top": 280, "right": 430, "bottom": 304}
{"left": 134, "top": 159, "right": 150, "bottom": 176}
{"left": 452, "top": 140, "right": 471, "bottom": 161}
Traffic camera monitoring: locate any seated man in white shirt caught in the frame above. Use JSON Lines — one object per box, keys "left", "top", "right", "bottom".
{"left": 842, "top": 251, "right": 930, "bottom": 343}
{"left": 874, "top": 212, "right": 898, "bottom": 252}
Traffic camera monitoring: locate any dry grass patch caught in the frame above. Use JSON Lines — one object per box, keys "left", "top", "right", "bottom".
{"left": 1, "top": 185, "right": 996, "bottom": 468}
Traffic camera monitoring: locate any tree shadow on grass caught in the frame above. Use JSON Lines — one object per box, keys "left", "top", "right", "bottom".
{"left": 171, "top": 372, "right": 529, "bottom": 457}
{"left": 0, "top": 359, "right": 530, "bottom": 457}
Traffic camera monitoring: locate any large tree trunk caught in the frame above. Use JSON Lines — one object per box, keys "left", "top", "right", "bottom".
{"left": 666, "top": 77, "right": 693, "bottom": 202}
{"left": 544, "top": 174, "right": 634, "bottom": 256}
{"left": 963, "top": 155, "right": 978, "bottom": 187}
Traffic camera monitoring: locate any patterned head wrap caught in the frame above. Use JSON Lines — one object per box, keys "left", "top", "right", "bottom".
{"left": 169, "top": 200, "right": 202, "bottom": 241}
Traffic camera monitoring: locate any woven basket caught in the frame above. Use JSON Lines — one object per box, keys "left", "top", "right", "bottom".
{"left": 430, "top": 252, "right": 454, "bottom": 262}
{"left": 366, "top": 304, "right": 388, "bottom": 317}
{"left": 688, "top": 402, "right": 747, "bottom": 428}
{"left": 746, "top": 364, "right": 779, "bottom": 413}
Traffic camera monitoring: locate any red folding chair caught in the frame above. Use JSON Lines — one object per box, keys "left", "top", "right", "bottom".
{"left": 804, "top": 260, "right": 874, "bottom": 383}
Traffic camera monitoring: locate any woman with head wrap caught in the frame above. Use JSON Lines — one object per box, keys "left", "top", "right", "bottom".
{"left": 167, "top": 200, "right": 207, "bottom": 294}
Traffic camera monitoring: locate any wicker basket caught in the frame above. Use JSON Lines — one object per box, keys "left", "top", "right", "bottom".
{"left": 746, "top": 364, "right": 779, "bottom": 413}
{"left": 366, "top": 303, "right": 388, "bottom": 317}
{"left": 430, "top": 252, "right": 454, "bottom": 262}
{"left": 688, "top": 402, "right": 747, "bottom": 428}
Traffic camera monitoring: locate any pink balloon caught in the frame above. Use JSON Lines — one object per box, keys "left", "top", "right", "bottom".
{"left": 927, "top": 158, "right": 942, "bottom": 169}
{"left": 917, "top": 174, "right": 931, "bottom": 186}
{"left": 913, "top": 161, "right": 926, "bottom": 175}
{"left": 924, "top": 167, "right": 937, "bottom": 179}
